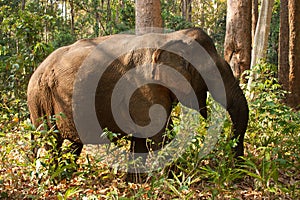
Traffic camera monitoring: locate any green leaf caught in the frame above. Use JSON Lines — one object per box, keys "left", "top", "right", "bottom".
{"left": 64, "top": 187, "right": 83, "bottom": 199}
{"left": 164, "top": 180, "right": 182, "bottom": 197}
{"left": 237, "top": 169, "right": 262, "bottom": 181}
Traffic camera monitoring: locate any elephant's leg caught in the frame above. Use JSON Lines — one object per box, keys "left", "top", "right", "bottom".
{"left": 50, "top": 140, "right": 82, "bottom": 183}
{"left": 31, "top": 133, "right": 39, "bottom": 158}
{"left": 29, "top": 107, "right": 49, "bottom": 158}
{"left": 131, "top": 137, "right": 148, "bottom": 154}
{"left": 127, "top": 137, "right": 148, "bottom": 183}
{"left": 31, "top": 133, "right": 63, "bottom": 161}
{"left": 31, "top": 119, "right": 64, "bottom": 159}
{"left": 69, "top": 142, "right": 83, "bottom": 157}
{"left": 66, "top": 141, "right": 83, "bottom": 161}
{"left": 199, "top": 91, "right": 208, "bottom": 120}
{"left": 37, "top": 132, "right": 65, "bottom": 179}
{"left": 59, "top": 140, "right": 83, "bottom": 165}
{"left": 147, "top": 117, "right": 173, "bottom": 152}
{"left": 47, "top": 132, "right": 64, "bottom": 151}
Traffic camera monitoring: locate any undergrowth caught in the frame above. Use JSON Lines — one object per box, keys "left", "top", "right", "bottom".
{"left": 0, "top": 63, "right": 299, "bottom": 199}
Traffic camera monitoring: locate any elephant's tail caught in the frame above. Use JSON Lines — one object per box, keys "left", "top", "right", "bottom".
{"left": 27, "top": 76, "right": 55, "bottom": 131}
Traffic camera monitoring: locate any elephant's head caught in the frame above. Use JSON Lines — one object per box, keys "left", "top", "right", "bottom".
{"left": 150, "top": 28, "right": 249, "bottom": 157}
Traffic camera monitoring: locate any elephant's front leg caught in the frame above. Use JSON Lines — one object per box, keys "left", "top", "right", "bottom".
{"left": 127, "top": 137, "right": 149, "bottom": 183}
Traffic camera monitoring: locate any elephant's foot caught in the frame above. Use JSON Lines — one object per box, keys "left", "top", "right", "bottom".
{"left": 68, "top": 142, "right": 84, "bottom": 158}
{"left": 126, "top": 137, "right": 149, "bottom": 183}
{"left": 126, "top": 152, "right": 148, "bottom": 183}
{"left": 126, "top": 172, "right": 148, "bottom": 183}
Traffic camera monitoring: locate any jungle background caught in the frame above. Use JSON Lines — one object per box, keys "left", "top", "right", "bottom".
{"left": 0, "top": 0, "right": 299, "bottom": 199}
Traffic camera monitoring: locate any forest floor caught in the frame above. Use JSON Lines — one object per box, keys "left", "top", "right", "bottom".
{"left": 0, "top": 128, "right": 299, "bottom": 199}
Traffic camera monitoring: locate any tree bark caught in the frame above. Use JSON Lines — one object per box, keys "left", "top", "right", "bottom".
{"left": 199, "top": 1, "right": 205, "bottom": 27}
{"left": 135, "top": 0, "right": 163, "bottom": 34}
{"left": 288, "top": 0, "right": 300, "bottom": 109}
{"left": 252, "top": 0, "right": 258, "bottom": 45}
{"left": 21, "top": 0, "right": 26, "bottom": 10}
{"left": 95, "top": 0, "right": 100, "bottom": 36}
{"left": 106, "top": 0, "right": 112, "bottom": 34}
{"left": 246, "top": 0, "right": 274, "bottom": 97}
{"left": 224, "top": 0, "right": 252, "bottom": 80}
{"left": 70, "top": 0, "right": 75, "bottom": 35}
{"left": 64, "top": 0, "right": 67, "bottom": 21}
{"left": 250, "top": 0, "right": 274, "bottom": 68}
{"left": 115, "top": 0, "right": 123, "bottom": 24}
{"left": 188, "top": 0, "right": 192, "bottom": 22}
{"left": 181, "top": 0, "right": 192, "bottom": 22}
{"left": 278, "top": 0, "right": 289, "bottom": 92}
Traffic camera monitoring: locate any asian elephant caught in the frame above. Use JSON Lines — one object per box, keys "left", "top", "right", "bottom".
{"left": 27, "top": 28, "right": 248, "bottom": 170}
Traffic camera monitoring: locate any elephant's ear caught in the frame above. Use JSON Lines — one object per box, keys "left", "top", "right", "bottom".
{"left": 151, "top": 46, "right": 192, "bottom": 95}
{"left": 151, "top": 39, "right": 191, "bottom": 70}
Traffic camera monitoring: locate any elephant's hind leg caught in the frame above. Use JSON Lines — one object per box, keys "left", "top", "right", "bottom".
{"left": 127, "top": 137, "right": 148, "bottom": 183}
{"left": 68, "top": 141, "right": 83, "bottom": 158}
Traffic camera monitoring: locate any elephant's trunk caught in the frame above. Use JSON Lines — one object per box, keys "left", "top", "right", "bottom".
{"left": 227, "top": 84, "right": 249, "bottom": 157}
{"left": 209, "top": 58, "right": 249, "bottom": 158}
{"left": 208, "top": 57, "right": 249, "bottom": 158}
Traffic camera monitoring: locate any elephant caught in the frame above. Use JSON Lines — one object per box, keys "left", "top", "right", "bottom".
{"left": 27, "top": 28, "right": 249, "bottom": 177}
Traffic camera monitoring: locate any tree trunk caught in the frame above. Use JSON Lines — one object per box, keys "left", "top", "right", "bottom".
{"left": 187, "top": 0, "right": 192, "bottom": 22}
{"left": 252, "top": 0, "right": 258, "bottom": 45}
{"left": 70, "top": 0, "right": 75, "bottom": 35}
{"left": 135, "top": 0, "right": 163, "bottom": 34}
{"left": 107, "top": 0, "right": 112, "bottom": 34}
{"left": 93, "top": 0, "right": 100, "bottom": 36}
{"left": 115, "top": 0, "right": 123, "bottom": 24}
{"left": 246, "top": 0, "right": 274, "bottom": 97}
{"left": 224, "top": 0, "right": 252, "bottom": 80}
{"left": 181, "top": 0, "right": 192, "bottom": 22}
{"left": 21, "top": 0, "right": 26, "bottom": 10}
{"left": 278, "top": 0, "right": 289, "bottom": 92}
{"left": 288, "top": 0, "right": 300, "bottom": 109}
{"left": 199, "top": 1, "right": 205, "bottom": 27}
{"left": 50, "top": 0, "right": 53, "bottom": 13}
{"left": 64, "top": 0, "right": 68, "bottom": 21}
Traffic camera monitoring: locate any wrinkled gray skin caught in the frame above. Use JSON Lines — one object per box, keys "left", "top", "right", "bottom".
{"left": 27, "top": 28, "right": 248, "bottom": 164}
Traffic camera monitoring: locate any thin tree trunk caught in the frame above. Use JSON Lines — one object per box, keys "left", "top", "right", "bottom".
{"left": 116, "top": 0, "right": 125, "bottom": 24}
{"left": 135, "top": 0, "right": 163, "bottom": 34}
{"left": 107, "top": 0, "right": 112, "bottom": 34}
{"left": 21, "top": 0, "right": 26, "bottom": 10}
{"left": 182, "top": 0, "right": 187, "bottom": 20}
{"left": 224, "top": 0, "right": 252, "bottom": 80}
{"left": 181, "top": 0, "right": 192, "bottom": 22}
{"left": 278, "top": 0, "right": 289, "bottom": 92}
{"left": 192, "top": 1, "right": 201, "bottom": 26}
{"left": 252, "top": 0, "right": 258, "bottom": 45}
{"left": 64, "top": 0, "right": 67, "bottom": 22}
{"left": 288, "top": 0, "right": 300, "bottom": 109}
{"left": 115, "top": 0, "right": 122, "bottom": 24}
{"left": 187, "top": 0, "right": 192, "bottom": 22}
{"left": 44, "top": 0, "right": 48, "bottom": 42}
{"left": 94, "top": 0, "right": 100, "bottom": 36}
{"left": 246, "top": 0, "right": 274, "bottom": 97}
{"left": 70, "top": 0, "right": 75, "bottom": 35}
{"left": 50, "top": 0, "right": 53, "bottom": 13}
{"left": 101, "top": 0, "right": 104, "bottom": 10}
{"left": 199, "top": 0, "right": 205, "bottom": 27}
